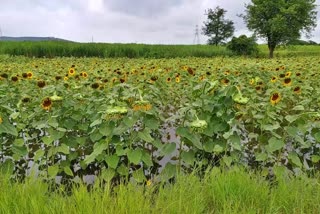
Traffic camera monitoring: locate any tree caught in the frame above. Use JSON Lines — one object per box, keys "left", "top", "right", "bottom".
{"left": 202, "top": 6, "right": 235, "bottom": 46}
{"left": 242, "top": 0, "right": 318, "bottom": 58}
{"left": 227, "top": 35, "right": 259, "bottom": 56}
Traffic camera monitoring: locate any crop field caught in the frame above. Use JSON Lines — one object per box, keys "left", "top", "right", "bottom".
{"left": 1, "top": 55, "right": 320, "bottom": 183}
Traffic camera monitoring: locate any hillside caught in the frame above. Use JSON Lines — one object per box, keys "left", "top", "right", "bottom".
{"left": 0, "top": 36, "right": 71, "bottom": 42}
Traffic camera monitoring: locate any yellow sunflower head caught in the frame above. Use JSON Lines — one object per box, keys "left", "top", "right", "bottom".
{"left": 270, "top": 92, "right": 281, "bottom": 105}
{"left": 41, "top": 97, "right": 52, "bottom": 110}
{"left": 271, "top": 76, "right": 277, "bottom": 83}
{"left": 68, "top": 68, "right": 76, "bottom": 76}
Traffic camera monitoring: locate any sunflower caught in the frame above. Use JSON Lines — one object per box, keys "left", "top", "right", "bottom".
{"left": 221, "top": 78, "right": 230, "bottom": 86}
{"left": 81, "top": 72, "right": 88, "bottom": 78}
{"left": 22, "top": 97, "right": 31, "bottom": 103}
{"left": 37, "top": 80, "right": 46, "bottom": 88}
{"left": 285, "top": 71, "right": 292, "bottom": 77}
{"left": 22, "top": 73, "right": 28, "bottom": 78}
{"left": 293, "top": 86, "right": 301, "bottom": 94}
{"left": 68, "top": 68, "right": 76, "bottom": 76}
{"left": 283, "top": 78, "right": 292, "bottom": 86}
{"left": 187, "top": 67, "right": 195, "bottom": 76}
{"left": 271, "top": 76, "right": 277, "bottom": 83}
{"left": 132, "top": 100, "right": 152, "bottom": 111}
{"left": 1, "top": 73, "right": 8, "bottom": 79}
{"left": 279, "top": 74, "right": 285, "bottom": 78}
{"left": 41, "top": 97, "right": 52, "bottom": 110}
{"left": 64, "top": 76, "right": 68, "bottom": 81}
{"left": 11, "top": 76, "right": 19, "bottom": 82}
{"left": 27, "top": 72, "right": 33, "bottom": 79}
{"left": 270, "top": 92, "right": 281, "bottom": 105}
{"left": 166, "top": 77, "right": 171, "bottom": 83}
{"left": 249, "top": 78, "right": 255, "bottom": 85}
{"left": 91, "top": 83, "right": 100, "bottom": 89}
{"left": 175, "top": 76, "right": 181, "bottom": 83}
{"left": 55, "top": 76, "right": 62, "bottom": 81}
{"left": 296, "top": 72, "right": 301, "bottom": 77}
{"left": 0, "top": 116, "right": 2, "bottom": 124}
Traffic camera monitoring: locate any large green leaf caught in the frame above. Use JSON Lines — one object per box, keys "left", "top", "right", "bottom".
{"left": 176, "top": 127, "right": 202, "bottom": 149}
{"left": 141, "top": 151, "right": 153, "bottom": 167}
{"left": 266, "top": 137, "right": 284, "bottom": 153}
{"left": 127, "top": 149, "right": 142, "bottom": 165}
{"left": 138, "top": 129, "right": 154, "bottom": 143}
{"left": 160, "top": 163, "right": 176, "bottom": 180}
{"left": 161, "top": 143, "right": 176, "bottom": 156}
{"left": 48, "top": 165, "right": 59, "bottom": 178}
{"left": 228, "top": 135, "right": 242, "bottom": 151}
{"left": 57, "top": 144, "right": 70, "bottom": 155}
{"left": 181, "top": 150, "right": 195, "bottom": 165}
{"left": 0, "top": 118, "right": 18, "bottom": 136}
{"left": 132, "top": 168, "right": 146, "bottom": 183}
{"left": 288, "top": 152, "right": 302, "bottom": 168}
{"left": 105, "top": 155, "right": 120, "bottom": 169}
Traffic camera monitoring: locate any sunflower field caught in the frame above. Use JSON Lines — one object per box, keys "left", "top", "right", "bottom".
{"left": 1, "top": 55, "right": 320, "bottom": 183}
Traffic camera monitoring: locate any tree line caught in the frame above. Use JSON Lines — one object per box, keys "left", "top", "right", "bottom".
{"left": 202, "top": 0, "right": 318, "bottom": 58}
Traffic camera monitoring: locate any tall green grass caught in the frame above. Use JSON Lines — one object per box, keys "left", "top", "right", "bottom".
{"left": 1, "top": 41, "right": 319, "bottom": 58}
{"left": 1, "top": 167, "right": 319, "bottom": 213}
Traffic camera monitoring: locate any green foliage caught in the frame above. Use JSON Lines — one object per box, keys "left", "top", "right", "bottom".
{"left": 227, "top": 35, "right": 259, "bottom": 56}
{"left": 1, "top": 56, "right": 320, "bottom": 184}
{"left": 1, "top": 168, "right": 320, "bottom": 213}
{"left": 202, "top": 6, "right": 235, "bottom": 46}
{"left": 243, "top": 0, "right": 318, "bottom": 58}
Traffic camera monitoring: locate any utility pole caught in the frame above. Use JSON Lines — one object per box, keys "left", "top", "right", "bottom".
{"left": 0, "top": 26, "right": 3, "bottom": 37}
{"left": 193, "top": 25, "right": 200, "bottom": 45}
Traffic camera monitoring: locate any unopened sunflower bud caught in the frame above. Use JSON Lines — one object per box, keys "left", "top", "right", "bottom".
{"left": 105, "top": 106, "right": 128, "bottom": 120}
{"left": 233, "top": 93, "right": 249, "bottom": 105}
{"left": 106, "top": 106, "right": 128, "bottom": 115}
{"left": 189, "top": 119, "right": 208, "bottom": 133}
{"left": 50, "top": 94, "right": 63, "bottom": 101}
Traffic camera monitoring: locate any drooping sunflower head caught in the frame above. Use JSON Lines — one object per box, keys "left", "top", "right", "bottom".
{"left": 37, "top": 80, "right": 46, "bottom": 88}
{"left": 270, "top": 92, "right": 281, "bottom": 105}
{"left": 132, "top": 100, "right": 152, "bottom": 111}
{"left": 91, "top": 83, "right": 100, "bottom": 89}
{"left": 293, "top": 86, "right": 301, "bottom": 94}
{"left": 22, "top": 97, "right": 31, "bottom": 103}
{"left": 41, "top": 97, "right": 52, "bottom": 110}
{"left": 283, "top": 78, "right": 292, "bottom": 86}
{"left": 187, "top": 67, "right": 195, "bottom": 76}
{"left": 11, "top": 76, "right": 19, "bottom": 82}
{"left": 221, "top": 78, "right": 230, "bottom": 86}
{"left": 22, "top": 73, "right": 28, "bottom": 78}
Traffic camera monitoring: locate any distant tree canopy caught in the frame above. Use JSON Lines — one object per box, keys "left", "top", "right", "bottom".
{"left": 202, "top": 6, "right": 235, "bottom": 46}
{"left": 227, "top": 35, "right": 259, "bottom": 56}
{"left": 242, "top": 0, "right": 318, "bottom": 58}
{"left": 287, "top": 39, "right": 318, "bottom": 45}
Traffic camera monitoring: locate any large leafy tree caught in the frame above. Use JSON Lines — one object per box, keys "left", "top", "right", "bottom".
{"left": 202, "top": 6, "right": 235, "bottom": 46}
{"left": 242, "top": 0, "right": 318, "bottom": 58}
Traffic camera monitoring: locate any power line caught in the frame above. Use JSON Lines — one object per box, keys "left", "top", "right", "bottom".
{"left": 193, "top": 25, "right": 200, "bottom": 45}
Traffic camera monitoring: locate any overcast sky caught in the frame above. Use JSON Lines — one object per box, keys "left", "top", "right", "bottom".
{"left": 0, "top": 0, "right": 319, "bottom": 44}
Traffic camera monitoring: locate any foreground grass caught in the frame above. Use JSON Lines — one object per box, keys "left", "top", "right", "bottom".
{"left": 1, "top": 168, "right": 319, "bottom": 214}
